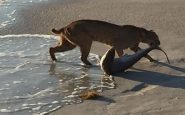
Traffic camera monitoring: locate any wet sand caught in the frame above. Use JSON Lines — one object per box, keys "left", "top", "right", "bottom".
{"left": 1, "top": 0, "right": 185, "bottom": 114}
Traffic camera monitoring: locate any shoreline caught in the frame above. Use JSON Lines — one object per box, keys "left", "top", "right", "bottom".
{"left": 0, "top": 0, "right": 185, "bottom": 57}
{"left": 0, "top": 0, "right": 185, "bottom": 114}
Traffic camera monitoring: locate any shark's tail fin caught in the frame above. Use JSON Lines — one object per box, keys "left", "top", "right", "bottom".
{"left": 156, "top": 47, "right": 170, "bottom": 64}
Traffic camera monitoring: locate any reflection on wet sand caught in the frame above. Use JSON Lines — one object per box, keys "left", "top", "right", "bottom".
{"left": 48, "top": 62, "right": 116, "bottom": 100}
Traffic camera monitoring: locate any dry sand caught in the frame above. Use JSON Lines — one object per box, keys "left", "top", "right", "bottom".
{"left": 1, "top": 0, "right": 185, "bottom": 114}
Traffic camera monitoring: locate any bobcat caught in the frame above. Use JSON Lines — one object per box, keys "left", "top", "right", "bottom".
{"left": 50, "top": 20, "right": 160, "bottom": 65}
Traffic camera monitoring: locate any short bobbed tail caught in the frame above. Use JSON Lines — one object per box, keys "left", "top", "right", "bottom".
{"left": 51, "top": 28, "right": 62, "bottom": 34}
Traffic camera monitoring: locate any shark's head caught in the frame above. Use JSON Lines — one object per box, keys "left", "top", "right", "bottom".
{"left": 100, "top": 47, "right": 115, "bottom": 75}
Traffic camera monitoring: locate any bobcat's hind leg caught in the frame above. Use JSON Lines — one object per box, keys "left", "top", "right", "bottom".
{"left": 49, "top": 38, "right": 76, "bottom": 61}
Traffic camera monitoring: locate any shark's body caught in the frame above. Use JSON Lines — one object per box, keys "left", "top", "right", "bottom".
{"left": 100, "top": 47, "right": 156, "bottom": 75}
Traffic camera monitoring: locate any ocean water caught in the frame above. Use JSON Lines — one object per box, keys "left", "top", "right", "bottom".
{"left": 0, "top": 0, "right": 48, "bottom": 28}
{"left": 0, "top": 1, "right": 114, "bottom": 115}
{"left": 0, "top": 35, "right": 115, "bottom": 115}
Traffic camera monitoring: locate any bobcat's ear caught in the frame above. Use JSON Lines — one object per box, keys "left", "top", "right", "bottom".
{"left": 150, "top": 30, "right": 154, "bottom": 32}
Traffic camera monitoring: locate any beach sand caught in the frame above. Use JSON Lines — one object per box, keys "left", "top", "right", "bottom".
{"left": 1, "top": 0, "right": 185, "bottom": 114}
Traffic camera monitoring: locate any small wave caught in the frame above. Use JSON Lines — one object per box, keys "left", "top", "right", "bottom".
{"left": 0, "top": 20, "right": 10, "bottom": 28}
{"left": 15, "top": 61, "right": 31, "bottom": 69}
{"left": 0, "top": 109, "right": 11, "bottom": 113}
{"left": 13, "top": 80, "right": 25, "bottom": 84}
{"left": 0, "top": 52, "right": 6, "bottom": 57}
{"left": 0, "top": 34, "right": 58, "bottom": 39}
{"left": 0, "top": 87, "right": 10, "bottom": 91}
{"left": 19, "top": 52, "right": 41, "bottom": 58}
{"left": 38, "top": 105, "right": 62, "bottom": 115}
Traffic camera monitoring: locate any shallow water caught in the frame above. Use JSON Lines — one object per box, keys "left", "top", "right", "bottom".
{"left": 0, "top": 1, "right": 115, "bottom": 114}
{"left": 0, "top": 35, "right": 114, "bottom": 115}
{"left": 0, "top": 0, "right": 48, "bottom": 28}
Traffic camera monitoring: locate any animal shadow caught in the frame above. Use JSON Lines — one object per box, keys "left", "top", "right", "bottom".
{"left": 115, "top": 67, "right": 185, "bottom": 89}
{"left": 154, "top": 61, "right": 185, "bottom": 73}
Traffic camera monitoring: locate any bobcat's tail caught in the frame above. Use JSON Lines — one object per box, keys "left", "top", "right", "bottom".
{"left": 51, "top": 28, "right": 63, "bottom": 34}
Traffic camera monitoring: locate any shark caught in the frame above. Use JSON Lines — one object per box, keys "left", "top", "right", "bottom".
{"left": 100, "top": 46, "right": 170, "bottom": 75}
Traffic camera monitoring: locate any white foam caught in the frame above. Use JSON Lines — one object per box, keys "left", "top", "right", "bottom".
{"left": 0, "top": 87, "right": 10, "bottom": 91}
{"left": 13, "top": 80, "right": 25, "bottom": 84}
{"left": 22, "top": 103, "right": 29, "bottom": 107}
{"left": 0, "top": 20, "right": 11, "bottom": 28}
{"left": 5, "top": 84, "right": 10, "bottom": 86}
{"left": 38, "top": 106, "right": 62, "bottom": 115}
{"left": 66, "top": 94, "right": 78, "bottom": 98}
{"left": 21, "top": 106, "right": 30, "bottom": 110}
{"left": 32, "top": 106, "right": 41, "bottom": 111}
{"left": 0, "top": 109, "right": 11, "bottom": 113}
{"left": 51, "top": 101, "right": 59, "bottom": 104}
{"left": 61, "top": 100, "right": 75, "bottom": 103}
{"left": 0, "top": 34, "right": 58, "bottom": 39}
{"left": 19, "top": 52, "right": 41, "bottom": 58}
{"left": 11, "top": 9, "right": 16, "bottom": 15}
{"left": 15, "top": 61, "right": 31, "bottom": 69}
{"left": 78, "top": 87, "right": 88, "bottom": 90}
{"left": 28, "top": 87, "right": 55, "bottom": 99}
{"left": 13, "top": 96, "right": 28, "bottom": 99}
{"left": 11, "top": 18, "right": 15, "bottom": 21}
{"left": 40, "top": 44, "right": 48, "bottom": 48}
{"left": 0, "top": 52, "right": 6, "bottom": 57}
{"left": 7, "top": 10, "right": 16, "bottom": 18}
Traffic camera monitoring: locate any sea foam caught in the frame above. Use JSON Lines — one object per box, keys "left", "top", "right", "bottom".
{"left": 0, "top": 34, "right": 58, "bottom": 39}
